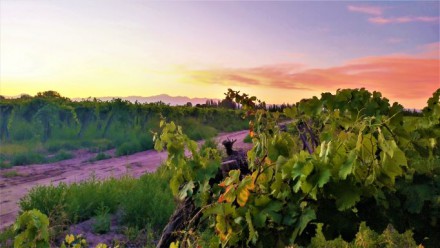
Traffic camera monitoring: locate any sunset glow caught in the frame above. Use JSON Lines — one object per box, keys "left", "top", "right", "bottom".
{"left": 1, "top": 1, "right": 439, "bottom": 108}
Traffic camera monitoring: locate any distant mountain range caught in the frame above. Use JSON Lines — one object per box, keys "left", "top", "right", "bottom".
{"left": 74, "top": 94, "right": 219, "bottom": 106}
{"left": 3, "top": 93, "right": 220, "bottom": 106}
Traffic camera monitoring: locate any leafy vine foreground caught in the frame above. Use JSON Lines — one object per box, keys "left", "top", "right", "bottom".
{"left": 154, "top": 88, "right": 440, "bottom": 247}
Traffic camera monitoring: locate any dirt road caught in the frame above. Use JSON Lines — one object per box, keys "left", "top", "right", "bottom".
{"left": 0, "top": 130, "right": 251, "bottom": 230}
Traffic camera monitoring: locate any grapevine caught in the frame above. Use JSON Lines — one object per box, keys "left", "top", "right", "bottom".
{"left": 155, "top": 88, "right": 440, "bottom": 247}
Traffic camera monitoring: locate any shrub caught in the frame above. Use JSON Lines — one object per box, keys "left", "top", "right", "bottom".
{"left": 139, "top": 133, "right": 154, "bottom": 150}
{"left": 0, "top": 226, "right": 14, "bottom": 248}
{"left": 19, "top": 170, "right": 175, "bottom": 238}
{"left": 92, "top": 204, "right": 111, "bottom": 234}
{"left": 49, "top": 150, "right": 73, "bottom": 162}
{"left": 46, "top": 140, "right": 79, "bottom": 153}
{"left": 11, "top": 152, "right": 46, "bottom": 166}
{"left": 90, "top": 152, "right": 111, "bottom": 162}
{"left": 116, "top": 141, "right": 141, "bottom": 156}
{"left": 2, "top": 170, "right": 21, "bottom": 178}
{"left": 120, "top": 173, "right": 175, "bottom": 229}
{"left": 202, "top": 138, "right": 218, "bottom": 150}
{"left": 10, "top": 122, "right": 34, "bottom": 141}
{"left": 20, "top": 184, "right": 67, "bottom": 217}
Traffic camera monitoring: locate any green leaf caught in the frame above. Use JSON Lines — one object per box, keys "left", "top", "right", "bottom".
{"left": 339, "top": 150, "right": 357, "bottom": 179}
{"left": 283, "top": 107, "right": 297, "bottom": 118}
{"left": 317, "top": 169, "right": 331, "bottom": 188}
{"left": 330, "top": 180, "right": 362, "bottom": 211}
{"left": 291, "top": 208, "right": 316, "bottom": 242}
{"left": 246, "top": 210, "right": 258, "bottom": 244}
{"left": 178, "top": 181, "right": 195, "bottom": 200}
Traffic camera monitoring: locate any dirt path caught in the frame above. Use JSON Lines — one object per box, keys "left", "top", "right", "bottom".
{"left": 0, "top": 130, "right": 251, "bottom": 230}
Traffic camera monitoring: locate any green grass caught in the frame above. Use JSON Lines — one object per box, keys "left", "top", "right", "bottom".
{"left": 19, "top": 165, "right": 175, "bottom": 231}
{"left": 49, "top": 150, "right": 74, "bottom": 162}
{"left": 1, "top": 170, "right": 21, "bottom": 178}
{"left": 92, "top": 203, "right": 111, "bottom": 234}
{"left": 11, "top": 152, "right": 46, "bottom": 166}
{"left": 89, "top": 152, "right": 112, "bottom": 162}
{"left": 0, "top": 226, "right": 14, "bottom": 248}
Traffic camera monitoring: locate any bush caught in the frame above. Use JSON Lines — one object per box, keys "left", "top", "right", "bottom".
{"left": 120, "top": 173, "right": 175, "bottom": 229}
{"left": 116, "top": 141, "right": 142, "bottom": 156}
{"left": 2, "top": 170, "right": 21, "bottom": 178}
{"left": 20, "top": 176, "right": 137, "bottom": 224}
{"left": 202, "top": 138, "right": 218, "bottom": 150}
{"left": 19, "top": 169, "right": 175, "bottom": 237}
{"left": 92, "top": 204, "right": 111, "bottom": 234}
{"left": 0, "top": 226, "right": 14, "bottom": 248}
{"left": 10, "top": 122, "right": 34, "bottom": 141}
{"left": 90, "top": 152, "right": 111, "bottom": 162}
{"left": 11, "top": 152, "right": 46, "bottom": 166}
{"left": 46, "top": 140, "right": 79, "bottom": 153}
{"left": 49, "top": 150, "right": 73, "bottom": 162}
{"left": 139, "top": 134, "right": 154, "bottom": 150}
{"left": 20, "top": 184, "right": 67, "bottom": 217}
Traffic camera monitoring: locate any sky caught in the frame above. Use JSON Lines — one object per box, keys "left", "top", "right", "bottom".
{"left": 0, "top": 1, "right": 439, "bottom": 108}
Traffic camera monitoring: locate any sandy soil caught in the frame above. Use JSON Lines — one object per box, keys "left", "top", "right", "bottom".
{"left": 0, "top": 130, "right": 251, "bottom": 230}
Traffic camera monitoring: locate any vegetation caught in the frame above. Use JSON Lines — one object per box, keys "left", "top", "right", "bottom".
{"left": 2, "top": 88, "right": 438, "bottom": 247}
{"left": 12, "top": 166, "right": 174, "bottom": 246}
{"left": 13, "top": 209, "right": 50, "bottom": 248}
{"left": 0, "top": 91, "right": 248, "bottom": 166}
{"left": 243, "top": 134, "right": 252, "bottom": 143}
{"left": 92, "top": 204, "right": 111, "bottom": 234}
{"left": 154, "top": 88, "right": 439, "bottom": 247}
{"left": 1, "top": 170, "right": 21, "bottom": 178}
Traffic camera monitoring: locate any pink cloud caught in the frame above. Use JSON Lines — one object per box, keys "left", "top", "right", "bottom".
{"left": 188, "top": 45, "right": 440, "bottom": 108}
{"left": 347, "top": 5, "right": 384, "bottom": 16}
{"left": 369, "top": 16, "right": 440, "bottom": 24}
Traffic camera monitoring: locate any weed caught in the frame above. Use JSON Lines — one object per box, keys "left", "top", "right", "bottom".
{"left": 120, "top": 173, "right": 174, "bottom": 229}
{"left": 49, "top": 150, "right": 74, "bottom": 162}
{"left": 202, "top": 138, "right": 218, "bottom": 150}
{"left": 0, "top": 226, "right": 14, "bottom": 248}
{"left": 89, "top": 152, "right": 111, "bottom": 162}
{"left": 92, "top": 203, "right": 111, "bottom": 234}
{"left": 11, "top": 152, "right": 46, "bottom": 166}
{"left": 0, "top": 160, "right": 12, "bottom": 169}
{"left": 20, "top": 168, "right": 174, "bottom": 233}
{"left": 2, "top": 170, "right": 21, "bottom": 178}
{"left": 116, "top": 141, "right": 141, "bottom": 156}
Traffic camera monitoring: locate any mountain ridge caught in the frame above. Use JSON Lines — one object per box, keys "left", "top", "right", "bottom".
{"left": 3, "top": 93, "right": 220, "bottom": 106}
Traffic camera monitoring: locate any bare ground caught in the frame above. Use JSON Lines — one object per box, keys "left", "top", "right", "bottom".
{"left": 0, "top": 130, "right": 251, "bottom": 230}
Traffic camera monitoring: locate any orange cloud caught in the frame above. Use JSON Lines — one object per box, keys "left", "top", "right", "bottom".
{"left": 187, "top": 45, "right": 440, "bottom": 108}
{"left": 369, "top": 16, "right": 439, "bottom": 24}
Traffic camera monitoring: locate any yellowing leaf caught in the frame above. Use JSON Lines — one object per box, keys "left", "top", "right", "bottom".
{"left": 218, "top": 185, "right": 236, "bottom": 203}
{"left": 265, "top": 157, "right": 272, "bottom": 165}
{"left": 236, "top": 175, "right": 255, "bottom": 207}
{"left": 215, "top": 214, "right": 233, "bottom": 241}
{"left": 219, "top": 170, "right": 240, "bottom": 188}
